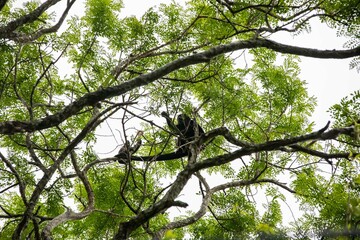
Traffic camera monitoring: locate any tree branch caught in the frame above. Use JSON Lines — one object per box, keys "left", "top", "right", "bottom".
{"left": 0, "top": 0, "right": 62, "bottom": 38}
{"left": 12, "top": 0, "right": 77, "bottom": 43}
{"left": 192, "top": 124, "right": 354, "bottom": 172}
{"left": 1, "top": 39, "right": 358, "bottom": 135}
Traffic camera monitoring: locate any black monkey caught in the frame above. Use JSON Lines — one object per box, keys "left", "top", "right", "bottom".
{"left": 115, "top": 131, "right": 143, "bottom": 163}
{"left": 115, "top": 113, "right": 204, "bottom": 162}
{"left": 173, "top": 113, "right": 205, "bottom": 154}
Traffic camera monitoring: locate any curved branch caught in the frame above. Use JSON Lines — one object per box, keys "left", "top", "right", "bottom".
{"left": 0, "top": 152, "right": 28, "bottom": 205}
{"left": 287, "top": 144, "right": 351, "bottom": 164}
{"left": 154, "top": 173, "right": 211, "bottom": 238}
{"left": 41, "top": 206, "right": 94, "bottom": 239}
{"left": 1, "top": 39, "right": 359, "bottom": 135}
{"left": 211, "top": 178, "right": 296, "bottom": 194}
{"left": 155, "top": 175, "right": 295, "bottom": 238}
{"left": 0, "top": 0, "right": 76, "bottom": 42}
{"left": 14, "top": 0, "right": 76, "bottom": 43}
{"left": 0, "top": 0, "right": 62, "bottom": 37}
{"left": 193, "top": 124, "right": 354, "bottom": 172}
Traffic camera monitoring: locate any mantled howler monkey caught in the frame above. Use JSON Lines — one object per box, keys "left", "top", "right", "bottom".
{"left": 115, "top": 112, "right": 204, "bottom": 162}
{"left": 162, "top": 112, "right": 205, "bottom": 154}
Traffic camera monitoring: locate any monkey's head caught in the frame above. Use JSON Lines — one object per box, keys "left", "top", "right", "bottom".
{"left": 177, "top": 114, "right": 191, "bottom": 126}
{"left": 160, "top": 112, "right": 169, "bottom": 118}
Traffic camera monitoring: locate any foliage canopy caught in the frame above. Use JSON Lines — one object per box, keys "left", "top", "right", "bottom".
{"left": 0, "top": 0, "right": 360, "bottom": 239}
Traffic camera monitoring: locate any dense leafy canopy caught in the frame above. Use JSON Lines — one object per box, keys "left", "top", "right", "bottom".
{"left": 0, "top": 0, "right": 359, "bottom": 239}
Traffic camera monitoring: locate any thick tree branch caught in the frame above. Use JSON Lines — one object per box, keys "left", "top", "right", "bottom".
{"left": 193, "top": 124, "right": 354, "bottom": 172}
{"left": 13, "top": 0, "right": 76, "bottom": 43}
{"left": 287, "top": 144, "right": 353, "bottom": 163}
{"left": 41, "top": 206, "right": 94, "bottom": 240}
{"left": 0, "top": 0, "right": 8, "bottom": 12}
{"left": 1, "top": 39, "right": 359, "bottom": 135}
{"left": 0, "top": 0, "right": 62, "bottom": 38}
{"left": 114, "top": 165, "right": 194, "bottom": 239}
{"left": 113, "top": 123, "right": 354, "bottom": 164}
